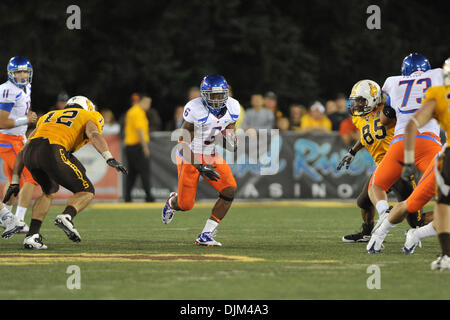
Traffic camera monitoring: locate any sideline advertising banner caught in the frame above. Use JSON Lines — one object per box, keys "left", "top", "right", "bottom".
{"left": 148, "top": 131, "right": 376, "bottom": 200}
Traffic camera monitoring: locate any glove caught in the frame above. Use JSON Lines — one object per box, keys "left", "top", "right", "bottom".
{"left": 337, "top": 149, "right": 356, "bottom": 170}
{"left": 3, "top": 183, "right": 20, "bottom": 203}
{"left": 222, "top": 129, "right": 238, "bottom": 153}
{"left": 107, "top": 158, "right": 128, "bottom": 175}
{"left": 222, "top": 134, "right": 238, "bottom": 153}
{"left": 197, "top": 164, "right": 221, "bottom": 181}
{"left": 382, "top": 104, "right": 396, "bottom": 119}
{"left": 399, "top": 161, "right": 416, "bottom": 182}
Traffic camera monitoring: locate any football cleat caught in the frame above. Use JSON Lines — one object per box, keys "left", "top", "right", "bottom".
{"left": 430, "top": 255, "right": 450, "bottom": 271}
{"left": 162, "top": 192, "right": 177, "bottom": 224}
{"left": 366, "top": 232, "right": 386, "bottom": 254}
{"left": 372, "top": 206, "right": 392, "bottom": 235}
{"left": 342, "top": 223, "right": 373, "bottom": 243}
{"left": 194, "top": 232, "right": 222, "bottom": 247}
{"left": 1, "top": 213, "right": 25, "bottom": 239}
{"left": 18, "top": 222, "right": 29, "bottom": 234}
{"left": 402, "top": 228, "right": 422, "bottom": 255}
{"left": 54, "top": 214, "right": 81, "bottom": 242}
{"left": 342, "top": 232, "right": 371, "bottom": 243}
{"left": 24, "top": 234, "right": 47, "bottom": 250}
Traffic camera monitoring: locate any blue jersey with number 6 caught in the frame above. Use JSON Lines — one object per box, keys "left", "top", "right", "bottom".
{"left": 182, "top": 97, "right": 241, "bottom": 155}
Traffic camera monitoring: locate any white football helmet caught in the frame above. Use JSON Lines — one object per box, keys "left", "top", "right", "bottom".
{"left": 443, "top": 58, "right": 450, "bottom": 86}
{"left": 349, "top": 80, "right": 382, "bottom": 116}
{"left": 66, "top": 96, "right": 96, "bottom": 111}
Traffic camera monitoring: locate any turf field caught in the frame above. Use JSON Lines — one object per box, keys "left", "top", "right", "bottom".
{"left": 0, "top": 201, "right": 449, "bottom": 300}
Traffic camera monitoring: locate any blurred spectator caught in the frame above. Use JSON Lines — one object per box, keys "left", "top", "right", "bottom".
{"left": 130, "top": 92, "right": 140, "bottom": 106}
{"left": 339, "top": 117, "right": 360, "bottom": 146}
{"left": 188, "top": 86, "right": 201, "bottom": 101}
{"left": 298, "top": 101, "right": 332, "bottom": 133}
{"left": 325, "top": 100, "right": 337, "bottom": 114}
{"left": 145, "top": 96, "right": 162, "bottom": 132}
{"left": 165, "top": 105, "right": 184, "bottom": 131}
{"left": 123, "top": 95, "right": 154, "bottom": 202}
{"left": 229, "top": 85, "right": 245, "bottom": 129}
{"left": 326, "top": 98, "right": 347, "bottom": 131}
{"left": 119, "top": 92, "right": 145, "bottom": 139}
{"left": 242, "top": 94, "right": 274, "bottom": 131}
{"left": 289, "top": 104, "right": 307, "bottom": 131}
{"left": 55, "top": 91, "right": 69, "bottom": 110}
{"left": 100, "top": 108, "right": 121, "bottom": 135}
{"left": 276, "top": 117, "right": 290, "bottom": 132}
{"left": 264, "top": 91, "right": 283, "bottom": 119}
{"left": 336, "top": 93, "right": 348, "bottom": 112}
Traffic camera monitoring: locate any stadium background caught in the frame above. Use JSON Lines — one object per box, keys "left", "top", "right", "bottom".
{"left": 1, "top": 0, "right": 450, "bottom": 304}
{"left": 0, "top": 0, "right": 448, "bottom": 201}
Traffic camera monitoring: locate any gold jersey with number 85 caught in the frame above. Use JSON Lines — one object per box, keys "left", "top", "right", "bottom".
{"left": 352, "top": 105, "right": 395, "bottom": 165}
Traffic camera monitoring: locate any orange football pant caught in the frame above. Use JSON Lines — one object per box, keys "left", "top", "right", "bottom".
{"left": 370, "top": 132, "right": 441, "bottom": 192}
{"left": 0, "top": 133, "right": 38, "bottom": 186}
{"left": 405, "top": 156, "right": 436, "bottom": 213}
{"left": 176, "top": 152, "right": 237, "bottom": 211}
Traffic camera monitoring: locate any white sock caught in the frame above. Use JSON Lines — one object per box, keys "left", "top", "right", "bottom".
{"left": 15, "top": 206, "right": 27, "bottom": 221}
{"left": 0, "top": 207, "right": 11, "bottom": 219}
{"left": 376, "top": 200, "right": 389, "bottom": 216}
{"left": 414, "top": 223, "right": 437, "bottom": 240}
{"left": 202, "top": 219, "right": 219, "bottom": 234}
{"left": 379, "top": 219, "right": 395, "bottom": 235}
{"left": 5, "top": 205, "right": 12, "bottom": 211}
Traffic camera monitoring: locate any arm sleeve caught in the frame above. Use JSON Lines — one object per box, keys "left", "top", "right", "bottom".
{"left": 381, "top": 78, "right": 391, "bottom": 93}
{"left": 90, "top": 112, "right": 105, "bottom": 134}
{"left": 230, "top": 101, "right": 241, "bottom": 123}
{"left": 422, "top": 87, "right": 443, "bottom": 118}
{"left": 0, "top": 102, "right": 14, "bottom": 112}
{"left": 0, "top": 87, "right": 17, "bottom": 112}
{"left": 421, "top": 86, "right": 437, "bottom": 105}
{"left": 183, "top": 104, "right": 197, "bottom": 123}
{"left": 36, "top": 115, "right": 44, "bottom": 128}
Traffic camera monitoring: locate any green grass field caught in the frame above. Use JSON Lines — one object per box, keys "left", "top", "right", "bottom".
{"left": 1, "top": 201, "right": 449, "bottom": 300}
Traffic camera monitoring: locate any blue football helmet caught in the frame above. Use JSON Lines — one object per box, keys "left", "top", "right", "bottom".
{"left": 200, "top": 74, "right": 229, "bottom": 116}
{"left": 7, "top": 56, "right": 33, "bottom": 88}
{"left": 401, "top": 53, "right": 431, "bottom": 76}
